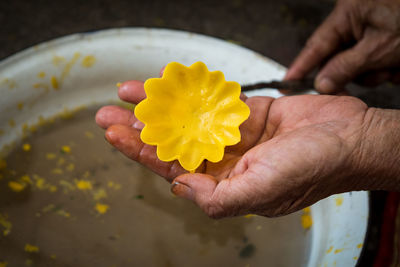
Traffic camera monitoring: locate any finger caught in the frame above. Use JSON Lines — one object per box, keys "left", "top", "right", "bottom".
{"left": 96, "top": 105, "right": 139, "bottom": 129}
{"left": 105, "top": 124, "right": 186, "bottom": 180}
{"left": 227, "top": 96, "right": 273, "bottom": 154}
{"left": 159, "top": 66, "right": 166, "bottom": 77}
{"left": 315, "top": 39, "right": 371, "bottom": 93}
{"left": 172, "top": 172, "right": 255, "bottom": 218}
{"left": 118, "top": 80, "right": 146, "bottom": 104}
{"left": 284, "top": 8, "right": 350, "bottom": 81}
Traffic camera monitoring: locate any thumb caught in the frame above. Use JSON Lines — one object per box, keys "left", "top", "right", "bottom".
{"left": 171, "top": 173, "right": 252, "bottom": 219}
{"left": 315, "top": 39, "right": 370, "bottom": 94}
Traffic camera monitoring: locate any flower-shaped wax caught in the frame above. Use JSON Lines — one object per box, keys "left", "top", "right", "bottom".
{"left": 134, "top": 61, "right": 250, "bottom": 171}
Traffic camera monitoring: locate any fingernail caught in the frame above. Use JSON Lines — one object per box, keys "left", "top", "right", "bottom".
{"left": 133, "top": 120, "right": 144, "bottom": 130}
{"left": 315, "top": 77, "right": 335, "bottom": 94}
{"left": 105, "top": 129, "right": 116, "bottom": 143}
{"left": 171, "top": 181, "right": 194, "bottom": 201}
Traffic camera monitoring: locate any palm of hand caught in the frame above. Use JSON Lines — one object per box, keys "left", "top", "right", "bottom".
{"left": 199, "top": 94, "right": 368, "bottom": 216}
{"left": 96, "top": 82, "right": 368, "bottom": 218}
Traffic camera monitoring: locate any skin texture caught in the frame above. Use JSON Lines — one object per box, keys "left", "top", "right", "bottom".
{"left": 96, "top": 79, "right": 376, "bottom": 219}
{"left": 96, "top": 0, "right": 400, "bottom": 219}
{"left": 285, "top": 0, "right": 400, "bottom": 93}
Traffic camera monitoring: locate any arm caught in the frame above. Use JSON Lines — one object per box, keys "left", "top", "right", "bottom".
{"left": 357, "top": 108, "right": 400, "bottom": 190}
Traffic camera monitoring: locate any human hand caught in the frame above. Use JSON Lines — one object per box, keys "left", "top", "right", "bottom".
{"left": 96, "top": 78, "right": 372, "bottom": 218}
{"left": 285, "top": 0, "right": 400, "bottom": 94}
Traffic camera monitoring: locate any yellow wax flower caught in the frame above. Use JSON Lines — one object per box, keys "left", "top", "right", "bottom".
{"left": 134, "top": 62, "right": 250, "bottom": 171}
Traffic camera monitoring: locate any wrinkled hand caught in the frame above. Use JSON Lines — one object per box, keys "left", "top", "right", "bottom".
{"left": 96, "top": 78, "right": 371, "bottom": 218}
{"left": 286, "top": 0, "right": 400, "bottom": 94}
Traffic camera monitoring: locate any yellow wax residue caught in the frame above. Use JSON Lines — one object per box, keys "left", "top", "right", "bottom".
{"left": 51, "top": 168, "right": 63, "bottom": 175}
{"left": 46, "top": 153, "right": 57, "bottom": 160}
{"left": 81, "top": 55, "right": 96, "bottom": 68}
{"left": 37, "top": 71, "right": 46, "bottom": 78}
{"left": 8, "top": 181, "right": 26, "bottom": 192}
{"left": 51, "top": 76, "right": 59, "bottom": 90}
{"left": 66, "top": 163, "right": 75, "bottom": 172}
{"left": 59, "top": 180, "right": 75, "bottom": 193}
{"left": 335, "top": 196, "right": 343, "bottom": 207}
{"left": 21, "top": 124, "right": 38, "bottom": 137}
{"left": 56, "top": 209, "right": 70, "bottom": 218}
{"left": 227, "top": 39, "right": 241, "bottom": 45}
{"left": 93, "top": 188, "right": 107, "bottom": 201}
{"left": 301, "top": 207, "right": 313, "bottom": 230}
{"left": 35, "top": 178, "right": 46, "bottom": 190}
{"left": 0, "top": 262, "right": 7, "bottom": 267}
{"left": 22, "top": 143, "right": 31, "bottom": 151}
{"left": 61, "top": 145, "right": 71, "bottom": 154}
{"left": 33, "top": 83, "right": 49, "bottom": 91}
{"left": 21, "top": 175, "right": 32, "bottom": 184}
{"left": 8, "top": 119, "right": 15, "bottom": 127}
{"left": 52, "top": 55, "right": 66, "bottom": 66}
{"left": 61, "top": 52, "right": 81, "bottom": 80}
{"left": 17, "top": 102, "right": 24, "bottom": 110}
{"left": 0, "top": 213, "right": 12, "bottom": 236}
{"left": 50, "top": 254, "right": 57, "bottom": 260}
{"left": 38, "top": 116, "right": 48, "bottom": 126}
{"left": 95, "top": 203, "right": 109, "bottom": 214}
{"left": 24, "top": 243, "right": 39, "bottom": 253}
{"left": 29, "top": 125, "right": 37, "bottom": 133}
{"left": 49, "top": 185, "right": 58, "bottom": 192}
{"left": 334, "top": 248, "right": 344, "bottom": 254}
{"left": 60, "top": 108, "right": 75, "bottom": 120}
{"left": 57, "top": 157, "right": 65, "bottom": 166}
{"left": 32, "top": 174, "right": 56, "bottom": 192}
{"left": 1, "top": 78, "right": 16, "bottom": 89}
{"left": 85, "top": 131, "right": 94, "bottom": 139}
{"left": 76, "top": 180, "right": 92, "bottom": 190}
{"left": 326, "top": 246, "right": 333, "bottom": 254}
{"left": 244, "top": 214, "right": 255, "bottom": 219}
{"left": 357, "top": 243, "right": 363, "bottom": 249}
{"left": 353, "top": 256, "right": 358, "bottom": 260}
{"left": 0, "top": 159, "right": 7, "bottom": 170}
{"left": 303, "top": 207, "right": 311, "bottom": 213}
{"left": 83, "top": 171, "right": 90, "bottom": 179}
{"left": 107, "top": 181, "right": 121, "bottom": 190}
{"left": 116, "top": 82, "right": 122, "bottom": 87}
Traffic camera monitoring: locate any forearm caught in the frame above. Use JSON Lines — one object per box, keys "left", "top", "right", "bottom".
{"left": 357, "top": 107, "right": 400, "bottom": 191}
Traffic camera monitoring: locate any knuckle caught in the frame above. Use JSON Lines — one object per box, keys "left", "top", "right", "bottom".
{"left": 203, "top": 198, "right": 227, "bottom": 219}
{"left": 304, "top": 39, "right": 330, "bottom": 58}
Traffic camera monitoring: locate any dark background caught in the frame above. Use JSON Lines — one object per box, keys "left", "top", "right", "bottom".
{"left": 1, "top": 0, "right": 394, "bottom": 266}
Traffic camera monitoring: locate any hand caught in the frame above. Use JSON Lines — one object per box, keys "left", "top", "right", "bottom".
{"left": 285, "top": 0, "right": 400, "bottom": 94}
{"left": 96, "top": 79, "right": 371, "bottom": 218}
